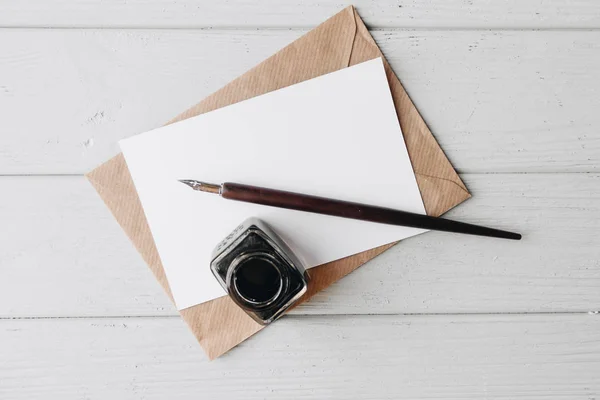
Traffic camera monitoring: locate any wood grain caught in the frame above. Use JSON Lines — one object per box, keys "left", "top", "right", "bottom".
{"left": 1, "top": 29, "right": 599, "bottom": 174}
{"left": 1, "top": 174, "right": 597, "bottom": 318}
{"left": 1, "top": 314, "right": 598, "bottom": 399}
{"left": 1, "top": 1, "right": 599, "bottom": 396}
{"left": 2, "top": 0, "right": 600, "bottom": 29}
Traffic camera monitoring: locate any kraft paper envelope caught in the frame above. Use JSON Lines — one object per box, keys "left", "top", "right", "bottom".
{"left": 86, "top": 6, "right": 470, "bottom": 360}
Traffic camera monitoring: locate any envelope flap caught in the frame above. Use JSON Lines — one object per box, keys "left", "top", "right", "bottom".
{"left": 347, "top": 7, "right": 470, "bottom": 217}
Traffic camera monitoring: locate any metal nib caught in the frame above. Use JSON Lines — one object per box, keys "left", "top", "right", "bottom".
{"left": 178, "top": 180, "right": 222, "bottom": 194}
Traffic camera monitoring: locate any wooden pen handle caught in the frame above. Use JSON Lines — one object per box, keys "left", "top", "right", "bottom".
{"left": 222, "top": 182, "right": 381, "bottom": 219}
{"left": 221, "top": 182, "right": 521, "bottom": 240}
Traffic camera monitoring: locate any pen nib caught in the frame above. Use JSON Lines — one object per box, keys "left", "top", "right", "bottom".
{"left": 179, "top": 179, "right": 201, "bottom": 190}
{"left": 178, "top": 180, "right": 222, "bottom": 194}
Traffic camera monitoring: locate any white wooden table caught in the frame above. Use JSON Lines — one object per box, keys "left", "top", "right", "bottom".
{"left": 1, "top": 1, "right": 599, "bottom": 399}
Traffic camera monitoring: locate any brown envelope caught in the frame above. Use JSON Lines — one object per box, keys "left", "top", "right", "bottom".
{"left": 86, "top": 6, "right": 470, "bottom": 360}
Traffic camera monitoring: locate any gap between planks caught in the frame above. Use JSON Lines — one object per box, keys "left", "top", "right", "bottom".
{"left": 4, "top": 26, "right": 600, "bottom": 31}
{"left": 4, "top": 0, "right": 600, "bottom": 29}
{"left": 0, "top": 171, "right": 597, "bottom": 178}
{"left": 1, "top": 311, "right": 599, "bottom": 321}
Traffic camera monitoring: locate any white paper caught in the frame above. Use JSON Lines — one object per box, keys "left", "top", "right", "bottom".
{"left": 120, "top": 58, "right": 426, "bottom": 310}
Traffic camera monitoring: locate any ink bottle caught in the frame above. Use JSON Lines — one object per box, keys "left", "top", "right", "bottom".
{"left": 210, "top": 218, "right": 308, "bottom": 325}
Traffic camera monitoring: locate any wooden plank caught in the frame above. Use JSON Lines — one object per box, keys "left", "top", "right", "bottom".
{"left": 2, "top": 0, "right": 600, "bottom": 29}
{"left": 1, "top": 29, "right": 599, "bottom": 174}
{"left": 1, "top": 173, "right": 598, "bottom": 318}
{"left": 1, "top": 314, "right": 598, "bottom": 399}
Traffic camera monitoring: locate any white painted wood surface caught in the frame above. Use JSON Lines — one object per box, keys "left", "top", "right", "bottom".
{"left": 2, "top": 315, "right": 599, "bottom": 399}
{"left": 2, "top": 29, "right": 600, "bottom": 174}
{"left": 1, "top": 1, "right": 599, "bottom": 399}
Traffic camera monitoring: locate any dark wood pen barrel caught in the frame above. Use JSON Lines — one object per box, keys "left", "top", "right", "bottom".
{"left": 221, "top": 182, "right": 521, "bottom": 241}
{"left": 222, "top": 182, "right": 384, "bottom": 220}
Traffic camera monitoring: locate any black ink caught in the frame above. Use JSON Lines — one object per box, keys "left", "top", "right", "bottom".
{"left": 234, "top": 256, "right": 282, "bottom": 303}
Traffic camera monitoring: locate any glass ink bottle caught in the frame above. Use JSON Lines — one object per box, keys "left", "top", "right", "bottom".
{"left": 210, "top": 218, "right": 308, "bottom": 325}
